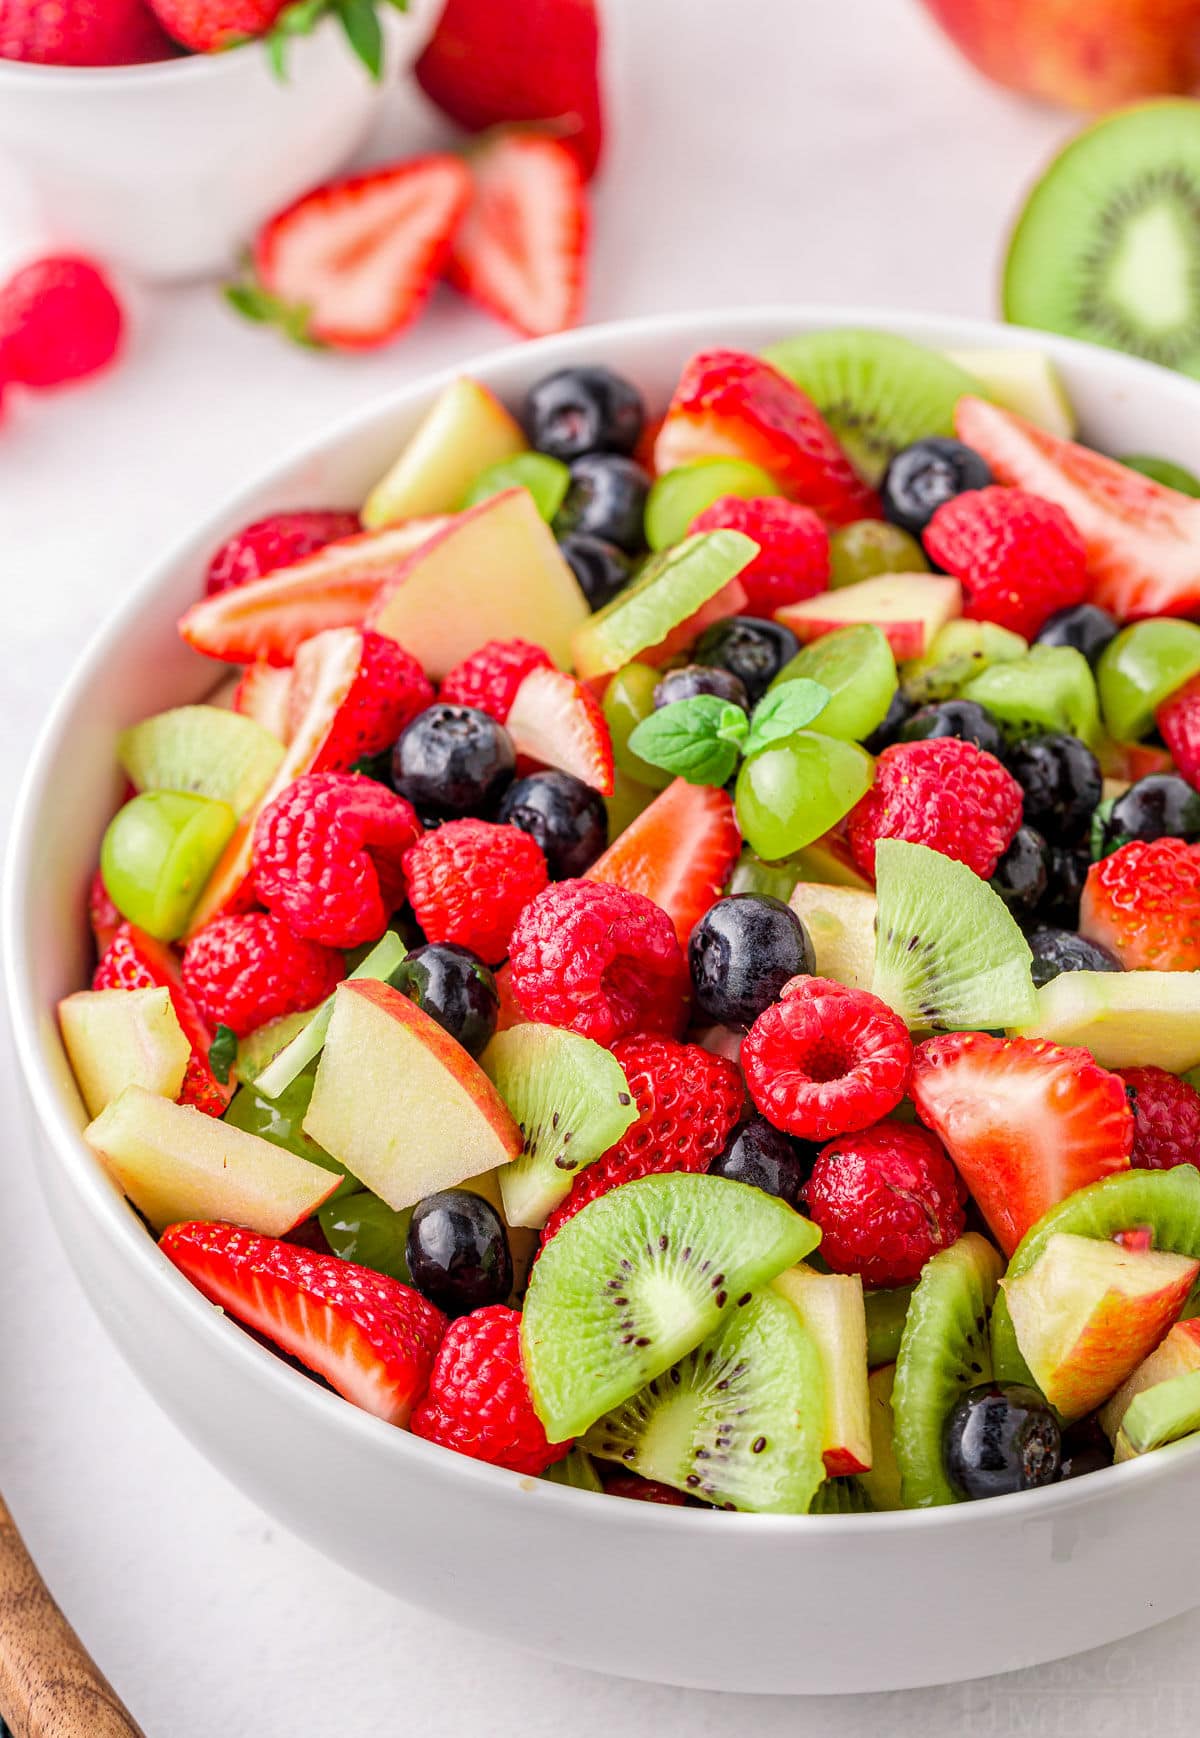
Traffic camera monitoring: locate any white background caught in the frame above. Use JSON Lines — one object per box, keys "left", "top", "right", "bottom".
{"left": 3, "top": 0, "right": 1196, "bottom": 1731}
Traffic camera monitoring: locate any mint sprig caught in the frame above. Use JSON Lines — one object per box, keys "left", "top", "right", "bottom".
{"left": 626, "top": 678, "right": 831, "bottom": 788}
{"left": 742, "top": 679, "right": 830, "bottom": 756}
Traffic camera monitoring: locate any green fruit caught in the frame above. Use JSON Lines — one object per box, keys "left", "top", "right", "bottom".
{"left": 828, "top": 520, "right": 929, "bottom": 589}
{"left": 119, "top": 704, "right": 285, "bottom": 814}
{"left": 318, "top": 1189, "right": 413, "bottom": 1280}
{"left": 584, "top": 1290, "right": 827, "bottom": 1514}
{"left": 900, "top": 619, "right": 1028, "bottom": 705}
{"left": 729, "top": 849, "right": 804, "bottom": 902}
{"left": 945, "top": 347, "right": 1076, "bottom": 437}
{"left": 236, "top": 1011, "right": 313, "bottom": 1084}
{"left": 644, "top": 457, "right": 779, "bottom": 551}
{"left": 1121, "top": 453, "right": 1200, "bottom": 496}
{"left": 810, "top": 1476, "right": 874, "bottom": 1514}
{"left": 865, "top": 1285, "right": 914, "bottom": 1369}
{"left": 544, "top": 1447, "right": 604, "bottom": 1492}
{"left": 961, "top": 644, "right": 1101, "bottom": 747}
{"left": 735, "top": 732, "right": 873, "bottom": 860}
{"left": 225, "top": 1064, "right": 355, "bottom": 1198}
{"left": 603, "top": 663, "right": 673, "bottom": 790}
{"left": 1118, "top": 1368, "right": 1200, "bottom": 1458}
{"left": 461, "top": 452, "right": 571, "bottom": 521}
{"left": 521, "top": 1172, "right": 820, "bottom": 1441}
{"left": 770, "top": 623, "right": 897, "bottom": 742}
{"left": 100, "top": 790, "right": 237, "bottom": 941}
{"left": 253, "top": 931, "right": 407, "bottom": 1101}
{"left": 789, "top": 882, "right": 877, "bottom": 991}
{"left": 1012, "top": 968, "right": 1200, "bottom": 1074}
{"left": 1097, "top": 618, "right": 1200, "bottom": 742}
{"left": 604, "top": 768, "right": 657, "bottom": 838}
{"left": 857, "top": 1364, "right": 902, "bottom": 1511}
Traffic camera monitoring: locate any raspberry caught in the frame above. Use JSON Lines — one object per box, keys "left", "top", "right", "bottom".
{"left": 0, "top": 256, "right": 123, "bottom": 389}
{"left": 403, "top": 819, "right": 549, "bottom": 966}
{"left": 439, "top": 638, "right": 554, "bottom": 723}
{"left": 508, "top": 880, "right": 688, "bottom": 1046}
{"left": 741, "top": 977, "right": 912, "bottom": 1142}
{"left": 410, "top": 1304, "right": 571, "bottom": 1475}
{"left": 1118, "top": 1066, "right": 1200, "bottom": 1171}
{"left": 181, "top": 911, "right": 344, "bottom": 1038}
{"left": 204, "top": 510, "right": 362, "bottom": 596}
{"left": 803, "top": 1119, "right": 967, "bottom": 1288}
{"left": 253, "top": 772, "right": 421, "bottom": 949}
{"left": 1080, "top": 838, "right": 1200, "bottom": 971}
{"left": 1157, "top": 673, "right": 1200, "bottom": 791}
{"left": 847, "top": 737, "right": 1023, "bottom": 881}
{"left": 687, "top": 495, "right": 830, "bottom": 614}
{"left": 300, "top": 629, "right": 434, "bottom": 773}
{"left": 88, "top": 866, "right": 122, "bottom": 958}
{"left": 923, "top": 486, "right": 1088, "bottom": 639}
{"left": 93, "top": 922, "right": 230, "bottom": 1116}
{"left": 542, "top": 1035, "right": 744, "bottom": 1240}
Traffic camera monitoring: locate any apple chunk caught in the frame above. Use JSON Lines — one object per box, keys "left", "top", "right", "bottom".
{"left": 85, "top": 1085, "right": 339, "bottom": 1234}
{"left": 788, "top": 884, "right": 877, "bottom": 992}
{"left": 59, "top": 987, "right": 191, "bottom": 1118}
{"left": 1013, "top": 970, "right": 1200, "bottom": 1073}
{"left": 1100, "top": 1318, "right": 1200, "bottom": 1449}
{"left": 362, "top": 377, "right": 527, "bottom": 527}
{"left": 1004, "top": 1231, "right": 1199, "bottom": 1422}
{"left": 303, "top": 979, "right": 522, "bottom": 1210}
{"left": 773, "top": 1265, "right": 871, "bottom": 1476}
{"left": 777, "top": 573, "right": 962, "bottom": 660}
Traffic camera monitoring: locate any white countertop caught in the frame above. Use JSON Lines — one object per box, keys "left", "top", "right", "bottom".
{"left": 4, "top": 1, "right": 1199, "bottom": 1730}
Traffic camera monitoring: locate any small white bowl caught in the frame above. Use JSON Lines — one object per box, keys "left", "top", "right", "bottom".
{"left": 0, "top": 5, "right": 436, "bottom": 282}
{"left": 8, "top": 306, "right": 1200, "bottom": 1696}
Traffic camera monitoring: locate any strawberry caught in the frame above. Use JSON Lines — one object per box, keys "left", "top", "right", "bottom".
{"left": 955, "top": 395, "right": 1200, "bottom": 621}
{"left": 146, "top": 0, "right": 282, "bottom": 50}
{"left": 1157, "top": 673, "right": 1200, "bottom": 789}
{"left": 88, "top": 867, "right": 122, "bottom": 958}
{"left": 93, "top": 923, "right": 232, "bottom": 1116}
{"left": 910, "top": 1032, "right": 1134, "bottom": 1257}
{"left": 289, "top": 627, "right": 433, "bottom": 773}
{"left": 504, "top": 665, "right": 614, "bottom": 794}
{"left": 1079, "top": 837, "right": 1200, "bottom": 971}
{"left": 232, "top": 661, "right": 292, "bottom": 741}
{"left": 447, "top": 132, "right": 587, "bottom": 339}
{"left": 159, "top": 1223, "right": 447, "bottom": 1425}
{"left": 922, "top": 486, "right": 1089, "bottom": 639}
{"left": 414, "top": 0, "right": 603, "bottom": 178}
{"left": 205, "top": 510, "right": 361, "bottom": 598}
{"left": 653, "top": 351, "right": 881, "bottom": 527}
{"left": 0, "top": 256, "right": 123, "bottom": 389}
{"left": 0, "top": 0, "right": 176, "bottom": 63}
{"left": 586, "top": 777, "right": 742, "bottom": 948}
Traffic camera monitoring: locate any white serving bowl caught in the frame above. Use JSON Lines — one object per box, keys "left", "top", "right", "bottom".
{"left": 8, "top": 307, "right": 1200, "bottom": 1696}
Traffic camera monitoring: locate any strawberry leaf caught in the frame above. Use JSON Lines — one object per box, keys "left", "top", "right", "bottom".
{"left": 335, "top": 0, "right": 384, "bottom": 78}
{"left": 628, "top": 697, "right": 748, "bottom": 788}
{"left": 743, "top": 679, "right": 831, "bottom": 757}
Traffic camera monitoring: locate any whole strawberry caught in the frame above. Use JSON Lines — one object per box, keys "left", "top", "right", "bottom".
{"left": 804, "top": 1119, "right": 966, "bottom": 1288}
{"left": 686, "top": 495, "right": 830, "bottom": 615}
{"left": 181, "top": 910, "right": 345, "bottom": 1038}
{"left": 0, "top": 0, "right": 176, "bottom": 63}
{"left": 403, "top": 819, "right": 549, "bottom": 967}
{"left": 847, "top": 736, "right": 1023, "bottom": 881}
{"left": 148, "top": 0, "right": 282, "bottom": 51}
{"left": 0, "top": 256, "right": 123, "bottom": 389}
{"left": 923, "top": 486, "right": 1089, "bottom": 639}
{"left": 1080, "top": 837, "right": 1200, "bottom": 971}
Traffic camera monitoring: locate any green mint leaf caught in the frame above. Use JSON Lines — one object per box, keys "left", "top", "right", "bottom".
{"left": 208, "top": 1024, "right": 238, "bottom": 1086}
{"left": 627, "top": 697, "right": 747, "bottom": 787}
{"left": 336, "top": 0, "right": 384, "bottom": 79}
{"left": 223, "top": 283, "right": 275, "bottom": 324}
{"left": 744, "top": 679, "right": 831, "bottom": 757}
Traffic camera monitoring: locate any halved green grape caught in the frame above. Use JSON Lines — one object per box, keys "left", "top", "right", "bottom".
{"left": 829, "top": 520, "right": 928, "bottom": 589}
{"left": 735, "top": 731, "right": 874, "bottom": 860}
{"left": 1120, "top": 454, "right": 1200, "bottom": 497}
{"left": 602, "top": 663, "right": 673, "bottom": 790}
{"left": 318, "top": 1189, "right": 414, "bottom": 1281}
{"left": 729, "top": 848, "right": 804, "bottom": 901}
{"left": 644, "top": 457, "right": 779, "bottom": 551}
{"left": 460, "top": 452, "right": 571, "bottom": 521}
{"left": 770, "top": 624, "right": 897, "bottom": 742}
{"left": 1097, "top": 619, "right": 1200, "bottom": 742}
{"left": 224, "top": 1063, "right": 356, "bottom": 1200}
{"left": 100, "top": 789, "right": 236, "bottom": 942}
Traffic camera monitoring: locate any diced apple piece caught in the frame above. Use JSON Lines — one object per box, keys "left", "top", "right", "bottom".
{"left": 943, "top": 349, "right": 1077, "bottom": 439}
{"left": 1012, "top": 970, "right": 1200, "bottom": 1072}
{"left": 857, "top": 1364, "right": 902, "bottom": 1511}
{"left": 777, "top": 573, "right": 962, "bottom": 660}
{"left": 790, "top": 832, "right": 873, "bottom": 891}
{"left": 774, "top": 1265, "right": 871, "bottom": 1476}
{"left": 362, "top": 378, "right": 528, "bottom": 527}
{"left": 303, "top": 979, "right": 522, "bottom": 1210}
{"left": 85, "top": 1085, "right": 338, "bottom": 1234}
{"left": 59, "top": 987, "right": 190, "bottom": 1118}
{"left": 1099, "top": 1318, "right": 1200, "bottom": 1445}
{"left": 788, "top": 884, "right": 877, "bottom": 991}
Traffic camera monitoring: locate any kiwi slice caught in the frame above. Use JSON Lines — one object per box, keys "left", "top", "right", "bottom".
{"left": 900, "top": 620, "right": 1028, "bottom": 705}
{"left": 118, "top": 705, "right": 285, "bottom": 817}
{"left": 543, "top": 1447, "right": 605, "bottom": 1492}
{"left": 583, "top": 1289, "right": 827, "bottom": 1514}
{"left": 871, "top": 840, "right": 1038, "bottom": 1032}
{"left": 961, "top": 645, "right": 1102, "bottom": 749}
{"left": 857, "top": 1364, "right": 902, "bottom": 1511}
{"left": 760, "top": 329, "right": 981, "bottom": 485}
{"left": 522, "top": 1173, "right": 820, "bottom": 1441}
{"left": 1003, "top": 102, "right": 1200, "bottom": 376}
{"left": 810, "top": 1475, "right": 874, "bottom": 1514}
{"left": 482, "top": 1023, "right": 639, "bottom": 1229}
{"left": 865, "top": 1284, "right": 914, "bottom": 1369}
{"left": 892, "top": 1234, "right": 1005, "bottom": 1508}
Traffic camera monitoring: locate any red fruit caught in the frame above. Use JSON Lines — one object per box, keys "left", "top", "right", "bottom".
{"left": 447, "top": 132, "right": 587, "bottom": 339}
{"left": 508, "top": 879, "right": 688, "bottom": 1046}
{"left": 1080, "top": 838, "right": 1200, "bottom": 971}
{"left": 0, "top": 0, "right": 174, "bottom": 65}
{"left": 542, "top": 1035, "right": 744, "bottom": 1240}
{"left": 923, "top": 486, "right": 1089, "bottom": 639}
{"left": 803, "top": 1120, "right": 967, "bottom": 1289}
{"left": 253, "top": 771, "right": 421, "bottom": 949}
{"left": 414, "top": 0, "right": 603, "bottom": 178}
{"left": 586, "top": 778, "right": 742, "bottom": 948}
{"left": 505, "top": 665, "right": 614, "bottom": 794}
{"left": 147, "top": 0, "right": 282, "bottom": 49}
{"left": 439, "top": 638, "right": 554, "bottom": 722}
{"left": 955, "top": 395, "right": 1200, "bottom": 621}
{"left": 742, "top": 977, "right": 912, "bottom": 1143}
{"left": 1119, "top": 1066, "right": 1200, "bottom": 1172}
{"left": 602, "top": 1473, "right": 688, "bottom": 1505}
{"left": 847, "top": 737, "right": 1023, "bottom": 881}
{"left": 232, "top": 661, "right": 292, "bottom": 741}
{"left": 653, "top": 351, "right": 881, "bottom": 527}
{"left": 93, "top": 923, "right": 232, "bottom": 1116}
{"left": 0, "top": 256, "right": 123, "bottom": 389}
{"left": 403, "top": 819, "right": 549, "bottom": 967}
{"left": 291, "top": 627, "right": 433, "bottom": 774}
{"left": 686, "top": 495, "right": 830, "bottom": 615}
{"left": 160, "top": 1222, "right": 446, "bottom": 1425}
{"left": 88, "top": 866, "right": 122, "bottom": 957}
{"left": 181, "top": 911, "right": 344, "bottom": 1039}
{"left": 411, "top": 1304, "right": 570, "bottom": 1474}
{"left": 910, "top": 1032, "right": 1134, "bottom": 1256}
{"left": 205, "top": 510, "right": 361, "bottom": 598}
{"left": 1157, "top": 673, "right": 1200, "bottom": 789}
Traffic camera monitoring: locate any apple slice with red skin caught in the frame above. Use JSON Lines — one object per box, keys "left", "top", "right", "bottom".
{"left": 774, "top": 1265, "right": 872, "bottom": 1476}
{"left": 1100, "top": 1317, "right": 1200, "bottom": 1445}
{"left": 363, "top": 376, "right": 528, "bottom": 527}
{"left": 777, "top": 573, "right": 962, "bottom": 661}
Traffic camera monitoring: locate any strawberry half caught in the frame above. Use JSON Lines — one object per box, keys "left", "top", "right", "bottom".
{"left": 653, "top": 350, "right": 881, "bottom": 527}
{"left": 233, "top": 662, "right": 293, "bottom": 741}
{"left": 910, "top": 1032, "right": 1134, "bottom": 1257}
{"left": 504, "top": 665, "right": 614, "bottom": 794}
{"left": 159, "top": 1223, "right": 446, "bottom": 1424}
{"left": 586, "top": 778, "right": 742, "bottom": 948}
{"left": 447, "top": 132, "right": 587, "bottom": 339}
{"left": 88, "top": 867, "right": 122, "bottom": 958}
{"left": 290, "top": 627, "right": 433, "bottom": 774}
{"left": 1158, "top": 673, "right": 1200, "bottom": 789}
{"left": 93, "top": 923, "right": 232, "bottom": 1116}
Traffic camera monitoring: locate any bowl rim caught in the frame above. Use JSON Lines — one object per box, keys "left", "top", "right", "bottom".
{"left": 9, "top": 300, "right": 1200, "bottom": 1538}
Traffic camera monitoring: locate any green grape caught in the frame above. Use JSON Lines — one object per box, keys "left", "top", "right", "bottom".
{"left": 602, "top": 663, "right": 673, "bottom": 789}
{"left": 1120, "top": 454, "right": 1200, "bottom": 498}
{"left": 1097, "top": 619, "right": 1200, "bottom": 742}
{"left": 770, "top": 623, "right": 897, "bottom": 742}
{"left": 644, "top": 457, "right": 778, "bottom": 551}
{"left": 100, "top": 789, "right": 236, "bottom": 942}
{"left": 461, "top": 452, "right": 571, "bottom": 521}
{"left": 224, "top": 1064, "right": 357, "bottom": 1200}
{"left": 319, "top": 1190, "right": 414, "bottom": 1283}
{"left": 865, "top": 1285, "right": 915, "bottom": 1368}
{"left": 728, "top": 848, "right": 803, "bottom": 901}
{"left": 604, "top": 767, "right": 658, "bottom": 839}
{"left": 828, "top": 520, "right": 928, "bottom": 589}
{"left": 735, "top": 732, "right": 873, "bottom": 860}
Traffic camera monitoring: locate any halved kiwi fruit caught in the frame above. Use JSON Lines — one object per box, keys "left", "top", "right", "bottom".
{"left": 522, "top": 1173, "right": 820, "bottom": 1441}
{"left": 810, "top": 1475, "right": 874, "bottom": 1514}
{"left": 961, "top": 646, "right": 1102, "bottom": 749}
{"left": 118, "top": 704, "right": 284, "bottom": 817}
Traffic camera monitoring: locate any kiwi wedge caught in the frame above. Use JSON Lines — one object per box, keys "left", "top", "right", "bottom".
{"left": 584, "top": 1289, "right": 827, "bottom": 1514}
{"left": 961, "top": 645, "right": 1102, "bottom": 749}
{"left": 871, "top": 840, "right": 1038, "bottom": 1032}
{"left": 1003, "top": 102, "right": 1200, "bottom": 377}
{"left": 865, "top": 1284, "right": 915, "bottom": 1369}
{"left": 900, "top": 620, "right": 1028, "bottom": 706}
{"left": 118, "top": 704, "right": 284, "bottom": 816}
{"left": 482, "top": 1023, "right": 639, "bottom": 1229}
{"left": 543, "top": 1447, "right": 605, "bottom": 1492}
{"left": 761, "top": 329, "right": 981, "bottom": 485}
{"left": 892, "top": 1234, "right": 1004, "bottom": 1508}
{"left": 522, "top": 1173, "right": 820, "bottom": 1441}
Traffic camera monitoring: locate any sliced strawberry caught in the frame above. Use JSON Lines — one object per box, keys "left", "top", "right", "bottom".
{"left": 93, "top": 923, "right": 232, "bottom": 1116}
{"left": 1158, "top": 673, "right": 1200, "bottom": 789}
{"left": 159, "top": 1223, "right": 447, "bottom": 1425}
{"left": 87, "top": 867, "right": 122, "bottom": 958}
{"left": 447, "top": 132, "right": 586, "bottom": 339}
{"left": 504, "top": 665, "right": 614, "bottom": 794}
{"left": 290, "top": 627, "right": 434, "bottom": 774}
{"left": 492, "top": 960, "right": 523, "bottom": 1033}
{"left": 232, "top": 662, "right": 293, "bottom": 741}
{"left": 654, "top": 350, "right": 881, "bottom": 527}
{"left": 910, "top": 1032, "right": 1134, "bottom": 1257}
{"left": 586, "top": 778, "right": 741, "bottom": 947}
{"left": 955, "top": 395, "right": 1200, "bottom": 621}
{"left": 1097, "top": 737, "right": 1176, "bottom": 784}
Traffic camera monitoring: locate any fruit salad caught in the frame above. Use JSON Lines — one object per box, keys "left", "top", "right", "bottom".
{"left": 59, "top": 333, "right": 1200, "bottom": 1515}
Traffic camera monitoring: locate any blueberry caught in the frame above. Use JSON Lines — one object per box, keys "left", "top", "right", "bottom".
{"left": 553, "top": 453, "right": 650, "bottom": 553}
{"left": 880, "top": 437, "right": 992, "bottom": 536}
{"left": 1100, "top": 774, "right": 1200, "bottom": 852}
{"left": 653, "top": 664, "right": 749, "bottom": 713}
{"left": 1026, "top": 927, "right": 1122, "bottom": 989}
{"left": 1039, "top": 844, "right": 1094, "bottom": 928}
{"left": 990, "top": 826, "right": 1050, "bottom": 918}
{"left": 899, "top": 698, "right": 1004, "bottom": 757}
{"left": 863, "top": 689, "right": 916, "bottom": 755}
{"left": 1007, "top": 733, "right": 1103, "bottom": 845}
{"left": 392, "top": 943, "right": 500, "bottom": 1059}
{"left": 943, "top": 1382, "right": 1062, "bottom": 1501}
{"left": 688, "top": 894, "right": 815, "bottom": 1028}
{"left": 1058, "top": 1417, "right": 1114, "bottom": 1482}
{"left": 406, "top": 1189, "right": 512, "bottom": 1317}
{"left": 707, "top": 1116, "right": 815, "bottom": 1209}
{"left": 558, "top": 533, "right": 634, "bottom": 611}
{"left": 391, "top": 704, "right": 515, "bottom": 822}
{"left": 693, "top": 616, "right": 800, "bottom": 705}
{"left": 524, "top": 365, "right": 645, "bottom": 462}
{"left": 1035, "top": 602, "right": 1118, "bottom": 668}
{"left": 497, "top": 770, "right": 608, "bottom": 879}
